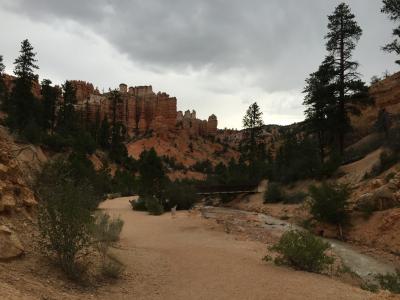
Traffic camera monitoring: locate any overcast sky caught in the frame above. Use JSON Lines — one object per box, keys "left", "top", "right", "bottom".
{"left": 0, "top": 0, "right": 397, "bottom": 129}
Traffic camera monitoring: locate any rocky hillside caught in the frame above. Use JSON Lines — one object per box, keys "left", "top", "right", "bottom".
{"left": 127, "top": 130, "right": 240, "bottom": 180}
{"left": 0, "top": 125, "right": 46, "bottom": 261}
{"left": 351, "top": 72, "right": 400, "bottom": 137}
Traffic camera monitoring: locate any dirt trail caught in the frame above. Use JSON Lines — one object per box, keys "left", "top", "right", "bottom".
{"left": 97, "top": 197, "right": 379, "bottom": 300}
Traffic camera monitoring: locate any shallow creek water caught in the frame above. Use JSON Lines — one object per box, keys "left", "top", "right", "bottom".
{"left": 201, "top": 206, "right": 396, "bottom": 281}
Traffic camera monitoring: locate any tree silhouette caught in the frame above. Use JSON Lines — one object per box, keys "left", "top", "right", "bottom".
{"left": 242, "top": 102, "right": 265, "bottom": 162}
{"left": 41, "top": 79, "right": 60, "bottom": 132}
{"left": 57, "top": 80, "right": 77, "bottom": 134}
{"left": 0, "top": 55, "right": 6, "bottom": 109}
{"left": 8, "top": 39, "right": 39, "bottom": 131}
{"left": 303, "top": 56, "right": 336, "bottom": 162}
{"left": 382, "top": 0, "right": 400, "bottom": 64}
{"left": 325, "top": 3, "right": 370, "bottom": 154}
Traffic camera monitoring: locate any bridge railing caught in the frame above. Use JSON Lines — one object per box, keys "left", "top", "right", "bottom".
{"left": 195, "top": 184, "right": 259, "bottom": 195}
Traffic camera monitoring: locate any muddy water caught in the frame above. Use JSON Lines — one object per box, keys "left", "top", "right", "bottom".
{"left": 201, "top": 206, "right": 396, "bottom": 281}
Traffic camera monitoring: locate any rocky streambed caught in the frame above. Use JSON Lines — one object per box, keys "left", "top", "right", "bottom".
{"left": 201, "top": 206, "right": 396, "bottom": 281}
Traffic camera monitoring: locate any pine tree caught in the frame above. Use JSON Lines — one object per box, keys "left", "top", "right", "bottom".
{"left": 0, "top": 55, "right": 6, "bottom": 109}
{"left": 107, "top": 89, "right": 128, "bottom": 162}
{"left": 382, "top": 0, "right": 400, "bottom": 64}
{"left": 91, "top": 108, "right": 101, "bottom": 143}
{"left": 242, "top": 102, "right": 265, "bottom": 161}
{"left": 108, "top": 89, "right": 122, "bottom": 128}
{"left": 325, "top": 3, "right": 370, "bottom": 154}
{"left": 57, "top": 80, "right": 77, "bottom": 134}
{"left": 375, "top": 108, "right": 391, "bottom": 138}
{"left": 138, "top": 148, "right": 166, "bottom": 199}
{"left": 41, "top": 79, "right": 59, "bottom": 132}
{"left": 303, "top": 56, "right": 336, "bottom": 162}
{"left": 9, "top": 39, "right": 39, "bottom": 130}
{"left": 99, "top": 115, "right": 110, "bottom": 149}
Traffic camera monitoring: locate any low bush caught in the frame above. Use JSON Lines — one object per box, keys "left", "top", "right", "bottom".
{"left": 91, "top": 213, "right": 125, "bottom": 279}
{"left": 271, "top": 230, "right": 334, "bottom": 273}
{"left": 164, "top": 180, "right": 198, "bottom": 210}
{"left": 145, "top": 196, "right": 164, "bottom": 215}
{"left": 309, "top": 183, "right": 349, "bottom": 230}
{"left": 283, "top": 192, "right": 307, "bottom": 204}
{"left": 264, "top": 182, "right": 284, "bottom": 203}
{"left": 360, "top": 281, "right": 380, "bottom": 293}
{"left": 91, "top": 212, "right": 124, "bottom": 252}
{"left": 101, "top": 258, "right": 124, "bottom": 279}
{"left": 130, "top": 197, "right": 147, "bottom": 211}
{"left": 376, "top": 269, "right": 400, "bottom": 294}
{"left": 36, "top": 159, "right": 95, "bottom": 279}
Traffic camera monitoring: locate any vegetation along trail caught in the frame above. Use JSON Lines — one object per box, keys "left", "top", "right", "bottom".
{"left": 99, "top": 197, "right": 379, "bottom": 300}
{"left": 201, "top": 206, "right": 396, "bottom": 281}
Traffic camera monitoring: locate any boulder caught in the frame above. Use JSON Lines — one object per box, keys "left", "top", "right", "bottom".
{"left": 0, "top": 163, "right": 8, "bottom": 180}
{"left": 1, "top": 193, "right": 16, "bottom": 212}
{"left": 20, "top": 188, "right": 38, "bottom": 207}
{"left": 0, "top": 225, "right": 24, "bottom": 260}
{"left": 370, "top": 179, "right": 385, "bottom": 189}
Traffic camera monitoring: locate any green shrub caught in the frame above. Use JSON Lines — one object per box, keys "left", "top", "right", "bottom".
{"left": 145, "top": 196, "right": 164, "bottom": 216}
{"left": 360, "top": 281, "right": 380, "bottom": 293}
{"left": 112, "top": 169, "right": 137, "bottom": 196}
{"left": 42, "top": 133, "right": 71, "bottom": 152}
{"left": 376, "top": 269, "right": 400, "bottom": 294}
{"left": 283, "top": 192, "right": 307, "bottom": 204}
{"left": 101, "top": 258, "right": 124, "bottom": 279}
{"left": 36, "top": 159, "right": 95, "bottom": 279}
{"left": 164, "top": 180, "right": 198, "bottom": 210}
{"left": 264, "top": 182, "right": 284, "bottom": 203}
{"left": 91, "top": 212, "right": 124, "bottom": 252}
{"left": 386, "top": 172, "right": 396, "bottom": 183}
{"left": 309, "top": 183, "right": 349, "bottom": 227}
{"left": 130, "top": 197, "right": 147, "bottom": 211}
{"left": 271, "top": 230, "right": 334, "bottom": 273}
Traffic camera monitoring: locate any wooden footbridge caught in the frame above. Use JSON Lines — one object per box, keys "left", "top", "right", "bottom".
{"left": 196, "top": 184, "right": 260, "bottom": 195}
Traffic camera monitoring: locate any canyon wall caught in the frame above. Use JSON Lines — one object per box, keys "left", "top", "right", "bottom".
{"left": 74, "top": 82, "right": 217, "bottom": 137}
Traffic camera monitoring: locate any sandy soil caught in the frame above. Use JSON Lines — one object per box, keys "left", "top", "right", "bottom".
{"left": 94, "top": 197, "right": 380, "bottom": 300}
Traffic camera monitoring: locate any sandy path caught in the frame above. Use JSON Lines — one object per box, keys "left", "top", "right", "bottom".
{"left": 98, "top": 197, "right": 375, "bottom": 300}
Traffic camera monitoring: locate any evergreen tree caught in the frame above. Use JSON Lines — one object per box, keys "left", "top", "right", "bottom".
{"left": 0, "top": 55, "right": 4, "bottom": 74}
{"left": 242, "top": 102, "right": 265, "bottom": 162}
{"left": 57, "top": 80, "right": 77, "bottom": 134}
{"left": 376, "top": 108, "right": 391, "bottom": 138}
{"left": 8, "top": 39, "right": 39, "bottom": 131}
{"left": 0, "top": 55, "right": 6, "bottom": 109}
{"left": 91, "top": 108, "right": 101, "bottom": 143}
{"left": 138, "top": 148, "right": 167, "bottom": 199}
{"left": 99, "top": 115, "right": 111, "bottom": 149}
{"left": 303, "top": 56, "right": 336, "bottom": 162}
{"left": 382, "top": 0, "right": 400, "bottom": 64}
{"left": 41, "top": 79, "right": 59, "bottom": 132}
{"left": 108, "top": 89, "right": 122, "bottom": 129}
{"left": 107, "top": 89, "right": 128, "bottom": 163}
{"left": 110, "top": 122, "right": 128, "bottom": 163}
{"left": 325, "top": 3, "right": 370, "bottom": 154}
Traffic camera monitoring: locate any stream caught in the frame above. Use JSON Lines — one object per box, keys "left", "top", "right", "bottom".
{"left": 201, "top": 206, "right": 396, "bottom": 281}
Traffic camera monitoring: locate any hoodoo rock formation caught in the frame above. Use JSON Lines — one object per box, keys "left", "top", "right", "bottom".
{"left": 74, "top": 82, "right": 218, "bottom": 137}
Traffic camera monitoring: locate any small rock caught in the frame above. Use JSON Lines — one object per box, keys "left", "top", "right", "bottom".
{"left": 1, "top": 193, "right": 16, "bottom": 212}
{"left": 0, "top": 225, "right": 24, "bottom": 260}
